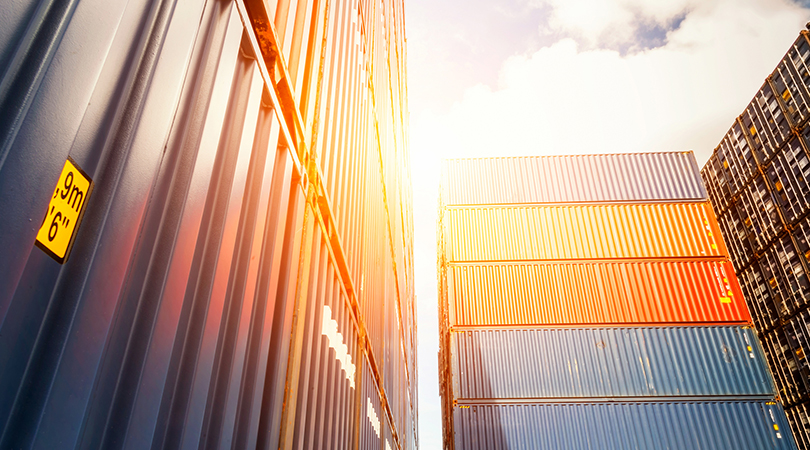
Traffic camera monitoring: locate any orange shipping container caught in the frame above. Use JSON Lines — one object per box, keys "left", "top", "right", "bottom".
{"left": 448, "top": 260, "right": 749, "bottom": 326}
{"left": 444, "top": 203, "right": 726, "bottom": 262}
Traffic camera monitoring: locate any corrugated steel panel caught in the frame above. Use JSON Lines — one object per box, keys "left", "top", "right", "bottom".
{"left": 736, "top": 173, "right": 784, "bottom": 253}
{"left": 288, "top": 236, "right": 360, "bottom": 449}
{"left": 448, "top": 260, "right": 749, "bottom": 326}
{"left": 762, "top": 325, "right": 810, "bottom": 407}
{"left": 450, "top": 327, "right": 773, "bottom": 400}
{"left": 718, "top": 202, "right": 756, "bottom": 271}
{"left": 772, "top": 35, "right": 810, "bottom": 128}
{"left": 360, "top": 355, "right": 385, "bottom": 450}
{"left": 791, "top": 216, "right": 810, "bottom": 270}
{"left": 726, "top": 120, "right": 761, "bottom": 195}
{"left": 742, "top": 81, "right": 792, "bottom": 162}
{"left": 441, "top": 152, "right": 706, "bottom": 206}
{"left": 451, "top": 401, "right": 797, "bottom": 450}
{"left": 0, "top": 0, "right": 417, "bottom": 449}
{"left": 739, "top": 262, "right": 781, "bottom": 331}
{"left": 758, "top": 234, "right": 810, "bottom": 318}
{"left": 785, "top": 402, "right": 810, "bottom": 450}
{"left": 772, "top": 312, "right": 810, "bottom": 407}
{"left": 702, "top": 36, "right": 810, "bottom": 450}
{"left": 766, "top": 136, "right": 810, "bottom": 225}
{"left": 445, "top": 203, "right": 726, "bottom": 262}
{"left": 702, "top": 153, "right": 733, "bottom": 215}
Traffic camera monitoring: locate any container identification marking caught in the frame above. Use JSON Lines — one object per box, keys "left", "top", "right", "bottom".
{"left": 35, "top": 158, "right": 93, "bottom": 264}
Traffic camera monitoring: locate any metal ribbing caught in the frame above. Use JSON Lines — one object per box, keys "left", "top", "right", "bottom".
{"left": 453, "top": 401, "right": 796, "bottom": 450}
{"left": 449, "top": 260, "right": 748, "bottom": 326}
{"left": 451, "top": 327, "right": 773, "bottom": 399}
{"left": 446, "top": 203, "right": 724, "bottom": 262}
{"left": 699, "top": 31, "right": 810, "bottom": 450}
{"left": 441, "top": 148, "right": 792, "bottom": 448}
{"left": 443, "top": 153, "right": 707, "bottom": 206}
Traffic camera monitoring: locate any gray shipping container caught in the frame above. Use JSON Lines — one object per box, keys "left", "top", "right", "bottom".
{"left": 441, "top": 152, "right": 707, "bottom": 206}
{"left": 452, "top": 401, "right": 797, "bottom": 450}
{"left": 0, "top": 0, "right": 416, "bottom": 449}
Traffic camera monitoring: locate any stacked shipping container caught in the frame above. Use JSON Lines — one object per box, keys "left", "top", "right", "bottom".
{"left": 0, "top": 0, "right": 416, "bottom": 449}
{"left": 702, "top": 29, "right": 810, "bottom": 450}
{"left": 438, "top": 153, "right": 797, "bottom": 449}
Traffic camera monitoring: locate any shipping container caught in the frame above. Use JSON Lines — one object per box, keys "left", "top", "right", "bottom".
{"left": 766, "top": 136, "right": 810, "bottom": 225}
{"left": 721, "top": 126, "right": 760, "bottom": 197}
{"left": 772, "top": 34, "right": 810, "bottom": 128}
{"left": 738, "top": 261, "right": 781, "bottom": 331}
{"left": 762, "top": 324, "right": 810, "bottom": 407}
{"left": 450, "top": 326, "right": 772, "bottom": 400}
{"left": 786, "top": 402, "right": 810, "bottom": 450}
{"left": 441, "top": 152, "right": 706, "bottom": 206}
{"left": 0, "top": 0, "right": 416, "bottom": 448}
{"left": 450, "top": 401, "right": 796, "bottom": 450}
{"left": 792, "top": 216, "right": 810, "bottom": 270}
{"left": 758, "top": 234, "right": 810, "bottom": 318}
{"left": 701, "top": 31, "right": 810, "bottom": 449}
{"left": 445, "top": 202, "right": 726, "bottom": 262}
{"left": 736, "top": 173, "right": 785, "bottom": 253}
{"left": 442, "top": 152, "right": 792, "bottom": 448}
{"left": 447, "top": 260, "right": 748, "bottom": 326}
{"left": 741, "top": 82, "right": 792, "bottom": 162}
{"left": 718, "top": 201, "right": 756, "bottom": 270}
{"left": 781, "top": 312, "right": 810, "bottom": 407}
{"left": 702, "top": 153, "right": 733, "bottom": 215}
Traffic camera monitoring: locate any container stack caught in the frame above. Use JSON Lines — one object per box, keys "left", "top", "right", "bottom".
{"left": 438, "top": 153, "right": 797, "bottom": 449}
{"left": 701, "top": 29, "right": 810, "bottom": 450}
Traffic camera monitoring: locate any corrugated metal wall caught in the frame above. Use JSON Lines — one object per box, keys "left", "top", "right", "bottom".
{"left": 0, "top": 0, "right": 416, "bottom": 449}
{"left": 452, "top": 401, "right": 795, "bottom": 450}
{"left": 701, "top": 30, "right": 810, "bottom": 449}
{"left": 451, "top": 327, "right": 773, "bottom": 399}
{"left": 441, "top": 153, "right": 707, "bottom": 205}
{"left": 445, "top": 203, "right": 726, "bottom": 261}
{"left": 438, "top": 152, "right": 797, "bottom": 449}
{"left": 448, "top": 260, "right": 749, "bottom": 326}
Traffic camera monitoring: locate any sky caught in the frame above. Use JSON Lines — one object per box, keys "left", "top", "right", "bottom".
{"left": 404, "top": 0, "right": 810, "bottom": 448}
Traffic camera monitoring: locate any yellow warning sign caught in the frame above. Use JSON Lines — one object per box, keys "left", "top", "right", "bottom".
{"left": 35, "top": 158, "right": 93, "bottom": 263}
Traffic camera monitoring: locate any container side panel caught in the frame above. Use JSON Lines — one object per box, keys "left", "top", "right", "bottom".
{"left": 452, "top": 401, "right": 797, "bottom": 450}
{"left": 451, "top": 327, "right": 774, "bottom": 399}
{"left": 442, "top": 152, "right": 707, "bottom": 206}
{"left": 449, "top": 260, "right": 749, "bottom": 326}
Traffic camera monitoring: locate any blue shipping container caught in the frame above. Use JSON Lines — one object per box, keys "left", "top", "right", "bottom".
{"left": 451, "top": 326, "right": 774, "bottom": 400}
{"left": 452, "top": 401, "right": 797, "bottom": 450}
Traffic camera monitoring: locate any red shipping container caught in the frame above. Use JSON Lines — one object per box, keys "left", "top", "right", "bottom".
{"left": 448, "top": 260, "right": 749, "bottom": 326}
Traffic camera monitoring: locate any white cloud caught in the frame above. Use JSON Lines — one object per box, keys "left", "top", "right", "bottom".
{"left": 411, "top": 0, "right": 808, "bottom": 166}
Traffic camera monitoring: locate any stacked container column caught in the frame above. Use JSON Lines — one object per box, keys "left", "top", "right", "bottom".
{"left": 702, "top": 29, "right": 810, "bottom": 449}
{"left": 438, "top": 153, "right": 797, "bottom": 449}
